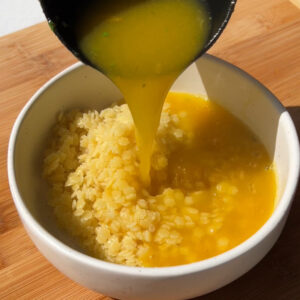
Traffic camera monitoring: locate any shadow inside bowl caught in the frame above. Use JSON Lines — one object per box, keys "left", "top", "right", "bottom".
{"left": 194, "top": 56, "right": 285, "bottom": 162}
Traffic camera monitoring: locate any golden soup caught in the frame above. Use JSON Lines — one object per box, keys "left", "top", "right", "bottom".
{"left": 43, "top": 93, "right": 276, "bottom": 267}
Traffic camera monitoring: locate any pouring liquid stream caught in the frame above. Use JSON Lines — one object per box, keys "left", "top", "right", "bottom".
{"left": 76, "top": 0, "right": 211, "bottom": 184}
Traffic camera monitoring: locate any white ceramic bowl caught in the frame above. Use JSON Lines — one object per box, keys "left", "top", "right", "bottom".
{"left": 8, "top": 54, "right": 300, "bottom": 300}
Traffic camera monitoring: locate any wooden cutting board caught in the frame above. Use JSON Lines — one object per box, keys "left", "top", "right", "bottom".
{"left": 0, "top": 0, "right": 300, "bottom": 299}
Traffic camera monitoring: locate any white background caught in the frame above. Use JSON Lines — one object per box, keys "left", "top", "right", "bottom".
{"left": 0, "top": 0, "right": 45, "bottom": 36}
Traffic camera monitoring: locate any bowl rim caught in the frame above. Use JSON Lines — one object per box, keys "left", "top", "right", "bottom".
{"left": 7, "top": 54, "right": 300, "bottom": 278}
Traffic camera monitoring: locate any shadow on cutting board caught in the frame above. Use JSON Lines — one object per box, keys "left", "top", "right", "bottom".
{"left": 287, "top": 106, "right": 300, "bottom": 137}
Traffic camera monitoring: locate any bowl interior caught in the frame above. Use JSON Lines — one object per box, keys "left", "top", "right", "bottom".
{"left": 12, "top": 54, "right": 294, "bottom": 254}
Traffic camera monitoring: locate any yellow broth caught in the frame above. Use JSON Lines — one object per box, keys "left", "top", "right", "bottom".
{"left": 76, "top": 0, "right": 211, "bottom": 183}
{"left": 143, "top": 93, "right": 276, "bottom": 266}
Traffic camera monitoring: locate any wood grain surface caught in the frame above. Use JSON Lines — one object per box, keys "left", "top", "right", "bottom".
{"left": 0, "top": 0, "right": 300, "bottom": 299}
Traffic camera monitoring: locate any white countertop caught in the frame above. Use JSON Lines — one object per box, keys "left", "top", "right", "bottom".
{"left": 0, "top": 0, "right": 45, "bottom": 37}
